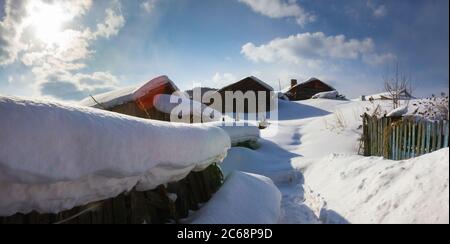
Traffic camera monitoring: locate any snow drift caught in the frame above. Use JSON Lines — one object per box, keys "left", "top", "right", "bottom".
{"left": 207, "top": 121, "right": 260, "bottom": 145}
{"left": 312, "top": 91, "right": 339, "bottom": 100}
{"left": 188, "top": 171, "right": 282, "bottom": 224}
{"left": 304, "top": 149, "right": 449, "bottom": 224}
{"left": 153, "top": 94, "right": 221, "bottom": 122}
{"left": 0, "top": 96, "right": 231, "bottom": 215}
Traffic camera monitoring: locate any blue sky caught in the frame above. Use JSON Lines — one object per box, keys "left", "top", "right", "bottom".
{"left": 0, "top": 0, "right": 448, "bottom": 101}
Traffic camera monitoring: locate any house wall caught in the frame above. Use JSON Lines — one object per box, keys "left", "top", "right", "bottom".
{"left": 215, "top": 78, "right": 274, "bottom": 114}
{"left": 111, "top": 102, "right": 171, "bottom": 122}
{"left": 286, "top": 80, "right": 334, "bottom": 101}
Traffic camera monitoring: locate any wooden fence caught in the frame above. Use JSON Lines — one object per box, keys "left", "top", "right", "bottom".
{"left": 0, "top": 164, "right": 223, "bottom": 224}
{"left": 363, "top": 114, "right": 449, "bottom": 160}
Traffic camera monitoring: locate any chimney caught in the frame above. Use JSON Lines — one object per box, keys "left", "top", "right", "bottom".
{"left": 291, "top": 79, "right": 298, "bottom": 88}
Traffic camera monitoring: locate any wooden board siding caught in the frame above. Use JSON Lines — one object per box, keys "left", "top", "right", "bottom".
{"left": 286, "top": 79, "right": 335, "bottom": 101}
{"left": 215, "top": 77, "right": 274, "bottom": 114}
{"left": 0, "top": 164, "right": 223, "bottom": 224}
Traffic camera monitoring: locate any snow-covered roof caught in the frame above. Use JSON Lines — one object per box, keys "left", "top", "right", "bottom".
{"left": 79, "top": 75, "right": 179, "bottom": 109}
{"left": 299, "top": 78, "right": 335, "bottom": 90}
{"left": 0, "top": 96, "right": 230, "bottom": 215}
{"left": 312, "top": 90, "right": 339, "bottom": 100}
{"left": 153, "top": 94, "right": 222, "bottom": 122}
{"left": 248, "top": 76, "right": 274, "bottom": 91}
{"left": 207, "top": 121, "right": 260, "bottom": 145}
{"left": 365, "top": 89, "right": 415, "bottom": 100}
{"left": 284, "top": 77, "right": 336, "bottom": 94}
{"left": 218, "top": 76, "right": 274, "bottom": 92}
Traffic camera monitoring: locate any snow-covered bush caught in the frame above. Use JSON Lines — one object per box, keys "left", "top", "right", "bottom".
{"left": 412, "top": 94, "right": 449, "bottom": 121}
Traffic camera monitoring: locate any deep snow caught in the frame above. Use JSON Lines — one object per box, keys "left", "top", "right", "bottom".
{"left": 207, "top": 121, "right": 261, "bottom": 146}
{"left": 0, "top": 96, "right": 230, "bottom": 215}
{"left": 220, "top": 98, "right": 449, "bottom": 224}
{"left": 188, "top": 171, "right": 282, "bottom": 224}
{"left": 0, "top": 94, "right": 447, "bottom": 223}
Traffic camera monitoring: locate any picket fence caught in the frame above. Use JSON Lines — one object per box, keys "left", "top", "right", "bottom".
{"left": 362, "top": 114, "right": 449, "bottom": 160}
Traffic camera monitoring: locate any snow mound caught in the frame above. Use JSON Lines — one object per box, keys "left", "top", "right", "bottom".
{"left": 189, "top": 171, "right": 282, "bottom": 224}
{"left": 386, "top": 105, "right": 408, "bottom": 117}
{"left": 304, "top": 149, "right": 449, "bottom": 224}
{"left": 312, "top": 91, "right": 339, "bottom": 100}
{"left": 0, "top": 96, "right": 230, "bottom": 215}
{"left": 153, "top": 94, "right": 221, "bottom": 122}
{"left": 207, "top": 121, "right": 260, "bottom": 145}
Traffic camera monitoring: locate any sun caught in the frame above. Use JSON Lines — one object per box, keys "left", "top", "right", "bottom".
{"left": 27, "top": 1, "right": 72, "bottom": 45}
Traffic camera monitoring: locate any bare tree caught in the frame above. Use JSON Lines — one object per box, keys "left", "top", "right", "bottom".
{"left": 383, "top": 62, "right": 412, "bottom": 109}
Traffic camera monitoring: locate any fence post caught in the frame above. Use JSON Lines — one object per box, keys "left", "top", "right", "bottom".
{"left": 368, "top": 116, "right": 372, "bottom": 156}
{"left": 431, "top": 121, "right": 437, "bottom": 152}
{"left": 437, "top": 120, "right": 442, "bottom": 150}
{"left": 417, "top": 121, "right": 423, "bottom": 156}
{"left": 391, "top": 121, "right": 396, "bottom": 159}
{"left": 444, "top": 120, "right": 449, "bottom": 148}
{"left": 385, "top": 118, "right": 390, "bottom": 158}
{"left": 421, "top": 121, "right": 427, "bottom": 155}
{"left": 411, "top": 121, "right": 416, "bottom": 158}
{"left": 396, "top": 122, "right": 401, "bottom": 160}
{"left": 402, "top": 119, "right": 407, "bottom": 160}
{"left": 426, "top": 121, "right": 431, "bottom": 154}
{"left": 407, "top": 119, "right": 412, "bottom": 158}
{"left": 372, "top": 117, "right": 376, "bottom": 156}
{"left": 378, "top": 118, "right": 384, "bottom": 157}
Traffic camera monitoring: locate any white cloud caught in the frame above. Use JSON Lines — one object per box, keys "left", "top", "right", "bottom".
{"left": 39, "top": 71, "right": 119, "bottom": 100}
{"left": 0, "top": 0, "right": 29, "bottom": 65}
{"left": 367, "top": 1, "right": 387, "bottom": 18}
{"left": 141, "top": 0, "right": 158, "bottom": 13}
{"left": 238, "top": 0, "right": 315, "bottom": 26}
{"left": 212, "top": 72, "right": 237, "bottom": 87}
{"left": 241, "top": 32, "right": 395, "bottom": 66}
{"left": 94, "top": 8, "right": 125, "bottom": 39}
{"left": 8, "top": 76, "right": 14, "bottom": 84}
{"left": 0, "top": 0, "right": 96, "bottom": 66}
{"left": 0, "top": 0, "right": 126, "bottom": 100}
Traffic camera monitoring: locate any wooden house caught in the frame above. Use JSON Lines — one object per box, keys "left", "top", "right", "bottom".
{"left": 285, "top": 78, "right": 335, "bottom": 101}
{"left": 207, "top": 76, "right": 275, "bottom": 115}
{"left": 80, "top": 76, "right": 218, "bottom": 123}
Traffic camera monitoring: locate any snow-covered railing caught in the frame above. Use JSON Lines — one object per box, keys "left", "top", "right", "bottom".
{"left": 362, "top": 114, "right": 449, "bottom": 160}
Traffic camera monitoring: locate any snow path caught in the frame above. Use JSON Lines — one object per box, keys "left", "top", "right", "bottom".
{"left": 222, "top": 98, "right": 448, "bottom": 224}
{"left": 222, "top": 100, "right": 349, "bottom": 224}
{"left": 261, "top": 100, "right": 355, "bottom": 224}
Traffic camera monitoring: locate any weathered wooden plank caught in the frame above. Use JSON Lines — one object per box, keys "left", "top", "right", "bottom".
{"left": 411, "top": 121, "right": 416, "bottom": 158}
{"left": 375, "top": 118, "right": 379, "bottom": 156}
{"left": 368, "top": 117, "right": 373, "bottom": 155}
{"left": 382, "top": 118, "right": 386, "bottom": 157}
{"left": 421, "top": 121, "right": 427, "bottom": 155}
{"left": 394, "top": 125, "right": 398, "bottom": 160}
{"left": 426, "top": 121, "right": 431, "bottom": 154}
{"left": 364, "top": 114, "right": 370, "bottom": 156}
{"left": 111, "top": 193, "right": 128, "bottom": 224}
{"left": 444, "top": 120, "right": 449, "bottom": 148}
{"left": 396, "top": 123, "right": 401, "bottom": 160}
{"left": 431, "top": 121, "right": 437, "bottom": 152}
{"left": 406, "top": 119, "right": 411, "bottom": 159}
{"left": 402, "top": 120, "right": 407, "bottom": 160}
{"left": 436, "top": 120, "right": 442, "bottom": 150}
{"left": 417, "top": 122, "right": 422, "bottom": 156}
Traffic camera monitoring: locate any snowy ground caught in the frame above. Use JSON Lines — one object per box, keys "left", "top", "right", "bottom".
{"left": 221, "top": 99, "right": 449, "bottom": 224}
